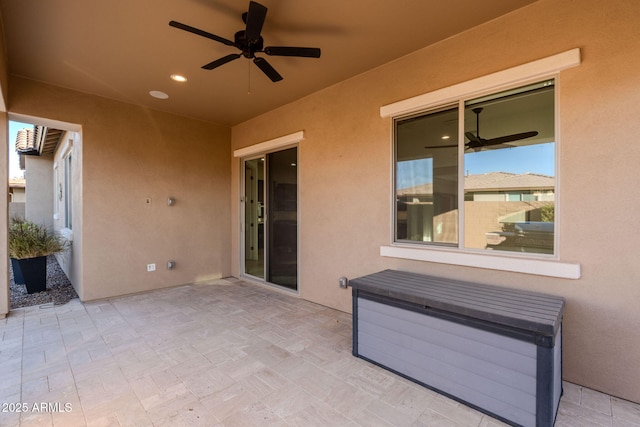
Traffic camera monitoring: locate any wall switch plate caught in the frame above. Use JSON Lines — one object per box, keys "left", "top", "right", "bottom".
{"left": 147, "top": 263, "right": 156, "bottom": 272}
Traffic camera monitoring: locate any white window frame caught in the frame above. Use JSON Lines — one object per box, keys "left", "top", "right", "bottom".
{"left": 55, "top": 137, "right": 74, "bottom": 241}
{"left": 54, "top": 163, "right": 60, "bottom": 218}
{"left": 380, "top": 49, "right": 581, "bottom": 279}
{"left": 63, "top": 151, "right": 72, "bottom": 230}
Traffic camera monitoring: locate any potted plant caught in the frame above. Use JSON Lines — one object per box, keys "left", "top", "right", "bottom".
{"left": 9, "top": 218, "right": 68, "bottom": 294}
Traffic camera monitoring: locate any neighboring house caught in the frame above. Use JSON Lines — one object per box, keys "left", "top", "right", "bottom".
{"left": 14, "top": 126, "right": 64, "bottom": 230}
{"left": 464, "top": 172, "right": 554, "bottom": 202}
{"left": 397, "top": 171, "right": 555, "bottom": 202}
{"left": 8, "top": 177, "right": 24, "bottom": 219}
{"left": 0, "top": 0, "right": 639, "bottom": 407}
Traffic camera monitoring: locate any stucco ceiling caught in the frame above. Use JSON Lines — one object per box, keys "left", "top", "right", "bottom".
{"left": 0, "top": 0, "right": 537, "bottom": 126}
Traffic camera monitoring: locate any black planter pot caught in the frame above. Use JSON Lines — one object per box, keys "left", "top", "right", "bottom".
{"left": 16, "top": 256, "right": 47, "bottom": 294}
{"left": 10, "top": 258, "right": 25, "bottom": 284}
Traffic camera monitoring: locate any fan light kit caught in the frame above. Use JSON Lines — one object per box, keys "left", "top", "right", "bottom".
{"left": 169, "top": 0, "right": 321, "bottom": 82}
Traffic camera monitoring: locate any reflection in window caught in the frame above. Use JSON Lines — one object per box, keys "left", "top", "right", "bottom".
{"left": 464, "top": 80, "right": 555, "bottom": 254}
{"left": 395, "top": 80, "right": 555, "bottom": 255}
{"left": 396, "top": 107, "right": 458, "bottom": 245}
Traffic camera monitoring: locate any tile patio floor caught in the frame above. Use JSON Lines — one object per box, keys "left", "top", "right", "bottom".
{"left": 1, "top": 278, "right": 640, "bottom": 426}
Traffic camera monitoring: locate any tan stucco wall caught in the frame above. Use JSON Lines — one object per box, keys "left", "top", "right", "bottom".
{"left": 24, "top": 154, "right": 54, "bottom": 229}
{"left": 8, "top": 77, "right": 232, "bottom": 301}
{"left": 231, "top": 0, "right": 640, "bottom": 403}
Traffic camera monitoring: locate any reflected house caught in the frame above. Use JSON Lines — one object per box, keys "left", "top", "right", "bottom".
{"left": 464, "top": 171, "right": 554, "bottom": 202}
{"left": 398, "top": 172, "right": 555, "bottom": 251}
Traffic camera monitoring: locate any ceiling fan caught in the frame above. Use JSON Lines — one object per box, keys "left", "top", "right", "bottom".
{"left": 465, "top": 107, "right": 539, "bottom": 150}
{"left": 425, "top": 107, "right": 539, "bottom": 151}
{"left": 169, "top": 1, "right": 321, "bottom": 82}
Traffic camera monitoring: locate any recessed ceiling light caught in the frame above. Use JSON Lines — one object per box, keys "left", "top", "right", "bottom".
{"left": 441, "top": 135, "right": 450, "bottom": 140}
{"left": 149, "top": 90, "right": 169, "bottom": 99}
{"left": 170, "top": 74, "right": 187, "bottom": 82}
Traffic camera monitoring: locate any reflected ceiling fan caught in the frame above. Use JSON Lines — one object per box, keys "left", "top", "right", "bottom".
{"left": 465, "top": 107, "right": 539, "bottom": 150}
{"left": 425, "top": 107, "right": 539, "bottom": 151}
{"left": 169, "top": 1, "right": 321, "bottom": 82}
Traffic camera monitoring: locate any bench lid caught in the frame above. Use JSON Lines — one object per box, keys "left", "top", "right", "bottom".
{"left": 350, "top": 269, "right": 564, "bottom": 337}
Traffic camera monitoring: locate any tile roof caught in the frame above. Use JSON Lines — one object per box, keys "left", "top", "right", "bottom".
{"left": 15, "top": 128, "right": 36, "bottom": 153}
{"left": 14, "top": 126, "right": 65, "bottom": 169}
{"left": 398, "top": 172, "right": 554, "bottom": 195}
{"left": 465, "top": 172, "right": 555, "bottom": 191}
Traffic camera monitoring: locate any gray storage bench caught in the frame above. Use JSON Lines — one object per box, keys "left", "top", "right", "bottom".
{"left": 350, "top": 269, "right": 564, "bottom": 427}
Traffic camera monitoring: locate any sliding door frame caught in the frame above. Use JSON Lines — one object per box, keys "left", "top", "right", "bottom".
{"left": 236, "top": 132, "right": 303, "bottom": 293}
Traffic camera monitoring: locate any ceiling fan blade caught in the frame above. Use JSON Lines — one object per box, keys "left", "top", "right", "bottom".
{"left": 264, "top": 46, "right": 321, "bottom": 58}
{"left": 245, "top": 1, "right": 268, "bottom": 43}
{"left": 253, "top": 57, "right": 283, "bottom": 82}
{"left": 202, "top": 53, "right": 242, "bottom": 70}
{"left": 484, "top": 131, "right": 539, "bottom": 145}
{"left": 465, "top": 131, "right": 481, "bottom": 144}
{"left": 465, "top": 106, "right": 539, "bottom": 150}
{"left": 169, "top": 21, "right": 235, "bottom": 47}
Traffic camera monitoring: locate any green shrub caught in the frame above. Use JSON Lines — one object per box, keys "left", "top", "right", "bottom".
{"left": 540, "top": 204, "right": 555, "bottom": 222}
{"left": 8, "top": 218, "right": 68, "bottom": 259}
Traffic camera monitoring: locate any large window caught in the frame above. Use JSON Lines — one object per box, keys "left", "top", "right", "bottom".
{"left": 395, "top": 80, "right": 555, "bottom": 255}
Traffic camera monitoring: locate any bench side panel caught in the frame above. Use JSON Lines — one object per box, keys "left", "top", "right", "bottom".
{"left": 357, "top": 297, "right": 538, "bottom": 427}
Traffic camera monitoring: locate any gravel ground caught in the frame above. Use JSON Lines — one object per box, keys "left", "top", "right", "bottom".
{"left": 10, "top": 255, "right": 78, "bottom": 309}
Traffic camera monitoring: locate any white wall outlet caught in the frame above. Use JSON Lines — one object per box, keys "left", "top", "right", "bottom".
{"left": 147, "top": 263, "right": 156, "bottom": 272}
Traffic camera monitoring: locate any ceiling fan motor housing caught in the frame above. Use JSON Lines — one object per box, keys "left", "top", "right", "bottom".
{"left": 234, "top": 30, "right": 263, "bottom": 58}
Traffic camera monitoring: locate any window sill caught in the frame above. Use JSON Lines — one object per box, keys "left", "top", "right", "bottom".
{"left": 380, "top": 245, "right": 580, "bottom": 279}
{"left": 60, "top": 228, "right": 73, "bottom": 242}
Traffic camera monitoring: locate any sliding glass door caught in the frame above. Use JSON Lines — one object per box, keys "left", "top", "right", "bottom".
{"left": 243, "top": 147, "right": 298, "bottom": 290}
{"left": 244, "top": 158, "right": 265, "bottom": 279}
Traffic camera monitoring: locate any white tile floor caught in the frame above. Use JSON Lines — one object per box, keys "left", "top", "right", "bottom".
{"left": 1, "top": 278, "right": 639, "bottom": 426}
